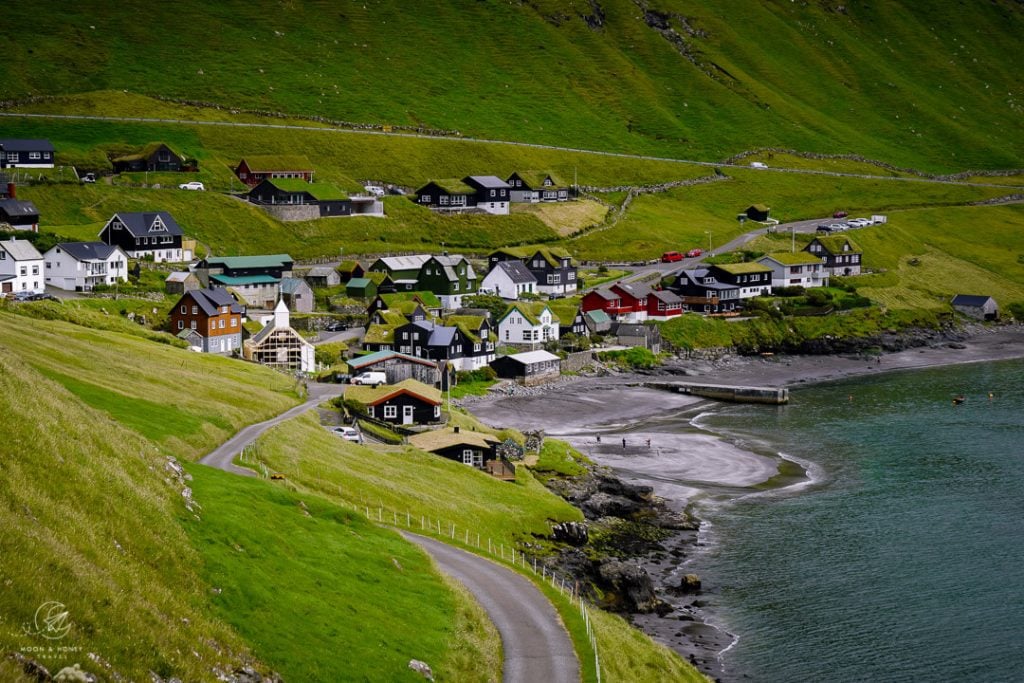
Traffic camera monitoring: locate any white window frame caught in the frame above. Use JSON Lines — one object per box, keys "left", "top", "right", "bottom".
{"left": 384, "top": 405, "right": 398, "bottom": 419}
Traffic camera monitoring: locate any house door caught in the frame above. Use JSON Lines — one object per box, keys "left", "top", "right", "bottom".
{"left": 402, "top": 405, "right": 414, "bottom": 425}
{"left": 1, "top": 282, "right": 11, "bottom": 293}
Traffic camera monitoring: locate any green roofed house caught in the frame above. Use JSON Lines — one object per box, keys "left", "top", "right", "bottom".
{"left": 196, "top": 253, "right": 293, "bottom": 309}
{"left": 506, "top": 171, "right": 571, "bottom": 203}
{"left": 413, "top": 176, "right": 511, "bottom": 215}
{"left": 804, "top": 236, "right": 863, "bottom": 277}
{"left": 335, "top": 260, "right": 366, "bottom": 283}
{"left": 487, "top": 246, "right": 577, "bottom": 296}
{"left": 345, "top": 379, "right": 442, "bottom": 426}
{"left": 758, "top": 252, "right": 829, "bottom": 289}
{"left": 496, "top": 302, "right": 560, "bottom": 348}
{"left": 708, "top": 262, "right": 773, "bottom": 299}
{"left": 246, "top": 177, "right": 383, "bottom": 219}
{"left": 235, "top": 155, "right": 314, "bottom": 187}
{"left": 408, "top": 427, "right": 511, "bottom": 479}
{"left": 111, "top": 142, "right": 189, "bottom": 173}
{"left": 346, "top": 277, "right": 378, "bottom": 299}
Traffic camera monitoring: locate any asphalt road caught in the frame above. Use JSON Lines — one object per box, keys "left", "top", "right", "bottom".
{"left": 198, "top": 383, "right": 345, "bottom": 475}
{"left": 401, "top": 533, "right": 579, "bottom": 683}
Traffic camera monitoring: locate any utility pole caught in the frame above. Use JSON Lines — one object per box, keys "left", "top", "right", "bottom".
{"left": 705, "top": 230, "right": 712, "bottom": 255}
{"left": 791, "top": 225, "right": 796, "bottom": 253}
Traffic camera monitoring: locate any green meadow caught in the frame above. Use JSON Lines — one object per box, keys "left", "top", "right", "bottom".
{"left": 3, "top": 1, "right": 1022, "bottom": 170}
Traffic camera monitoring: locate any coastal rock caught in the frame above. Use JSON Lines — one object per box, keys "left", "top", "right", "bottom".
{"left": 596, "top": 474, "right": 653, "bottom": 501}
{"left": 54, "top": 665, "right": 96, "bottom": 682}
{"left": 598, "top": 560, "right": 663, "bottom": 613}
{"left": 551, "top": 521, "right": 589, "bottom": 546}
{"left": 677, "top": 574, "right": 702, "bottom": 593}
{"left": 582, "top": 492, "right": 641, "bottom": 519}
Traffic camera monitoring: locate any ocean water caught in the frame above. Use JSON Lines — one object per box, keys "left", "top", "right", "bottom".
{"left": 691, "top": 358, "right": 1024, "bottom": 682}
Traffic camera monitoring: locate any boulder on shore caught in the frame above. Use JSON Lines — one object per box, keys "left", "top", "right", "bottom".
{"left": 598, "top": 560, "right": 664, "bottom": 613}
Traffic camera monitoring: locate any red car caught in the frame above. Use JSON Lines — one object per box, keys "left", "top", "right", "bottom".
{"left": 833, "top": 210, "right": 849, "bottom": 218}
{"left": 686, "top": 248, "right": 703, "bottom": 258}
{"left": 661, "top": 251, "right": 683, "bottom": 263}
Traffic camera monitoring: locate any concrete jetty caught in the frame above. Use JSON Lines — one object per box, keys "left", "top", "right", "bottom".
{"left": 641, "top": 381, "right": 789, "bottom": 404}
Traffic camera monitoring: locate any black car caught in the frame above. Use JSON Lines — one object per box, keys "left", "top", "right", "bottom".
{"left": 324, "top": 320, "right": 348, "bottom": 332}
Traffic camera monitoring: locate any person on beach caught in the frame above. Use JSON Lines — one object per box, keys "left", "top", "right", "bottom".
{"left": 646, "top": 438, "right": 651, "bottom": 448}
{"left": 622, "top": 437, "right": 627, "bottom": 449}
{"left": 596, "top": 435, "right": 601, "bottom": 444}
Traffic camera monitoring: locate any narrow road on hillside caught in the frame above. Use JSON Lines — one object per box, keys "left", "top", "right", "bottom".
{"left": 401, "top": 533, "right": 580, "bottom": 683}
{"left": 2, "top": 111, "right": 1018, "bottom": 189}
{"left": 199, "top": 383, "right": 345, "bottom": 476}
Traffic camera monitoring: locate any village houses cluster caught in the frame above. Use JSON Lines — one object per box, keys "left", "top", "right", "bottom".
{"left": 2, "top": 136, "right": 1002, "bottom": 477}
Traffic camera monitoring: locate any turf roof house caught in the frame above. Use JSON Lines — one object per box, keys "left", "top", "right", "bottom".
{"left": 99, "top": 211, "right": 187, "bottom": 263}
{"left": 707, "top": 263, "right": 773, "bottom": 299}
{"left": 408, "top": 427, "right": 504, "bottom": 474}
{"left": 110, "top": 143, "right": 189, "bottom": 173}
{"left": 670, "top": 268, "right": 740, "bottom": 314}
{"left": 345, "top": 379, "right": 442, "bottom": 426}
{"left": 390, "top": 317, "right": 495, "bottom": 371}
{"left": 169, "top": 287, "right": 243, "bottom": 354}
{"left": 804, "top": 236, "right": 863, "bottom": 277}
{"left": 0, "top": 139, "right": 55, "bottom": 168}
{"left": 246, "top": 178, "right": 383, "bottom": 218}
{"left": 757, "top": 252, "right": 829, "bottom": 288}
{"left": 234, "top": 155, "right": 314, "bottom": 187}
{"left": 414, "top": 176, "right": 511, "bottom": 215}
{"left": 196, "top": 254, "right": 293, "bottom": 309}
{"left": 0, "top": 238, "right": 44, "bottom": 295}
{"left": 480, "top": 260, "right": 537, "bottom": 300}
{"left": 496, "top": 302, "right": 560, "bottom": 348}
{"left": 368, "top": 254, "right": 478, "bottom": 309}
{"left": 506, "top": 171, "right": 570, "bottom": 203}
{"left": 367, "top": 291, "right": 442, "bottom": 319}
{"left": 43, "top": 242, "right": 128, "bottom": 292}
{"left": 487, "top": 246, "right": 577, "bottom": 296}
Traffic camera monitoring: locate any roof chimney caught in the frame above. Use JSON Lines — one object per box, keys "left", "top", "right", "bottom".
{"left": 453, "top": 426, "right": 460, "bottom": 434}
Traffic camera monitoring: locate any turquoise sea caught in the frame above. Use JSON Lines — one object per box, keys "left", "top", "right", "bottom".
{"left": 691, "top": 358, "right": 1024, "bottom": 682}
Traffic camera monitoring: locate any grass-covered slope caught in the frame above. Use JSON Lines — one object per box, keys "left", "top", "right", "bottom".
{"left": 3, "top": 0, "right": 1022, "bottom": 169}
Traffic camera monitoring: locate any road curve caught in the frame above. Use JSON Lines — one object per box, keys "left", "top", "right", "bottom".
{"left": 401, "top": 533, "right": 579, "bottom": 683}
{"left": 199, "top": 383, "right": 345, "bottom": 476}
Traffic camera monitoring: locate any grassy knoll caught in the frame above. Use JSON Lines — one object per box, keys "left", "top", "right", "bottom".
{"left": 0, "top": 336, "right": 256, "bottom": 680}
{"left": 3, "top": 2, "right": 1023, "bottom": 170}
{"left": 183, "top": 463, "right": 499, "bottom": 682}
{"left": 571, "top": 168, "right": 1008, "bottom": 261}
{"left": 0, "top": 312, "right": 299, "bottom": 459}
{"left": 512, "top": 199, "right": 610, "bottom": 237}
{"left": 249, "top": 412, "right": 582, "bottom": 551}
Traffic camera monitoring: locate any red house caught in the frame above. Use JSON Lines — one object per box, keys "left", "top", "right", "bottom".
{"left": 234, "top": 155, "right": 314, "bottom": 187}
{"left": 646, "top": 289, "right": 683, "bottom": 321}
{"left": 582, "top": 282, "right": 653, "bottom": 322}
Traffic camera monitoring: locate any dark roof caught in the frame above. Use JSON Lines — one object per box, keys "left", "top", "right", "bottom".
{"left": 951, "top": 294, "right": 995, "bottom": 307}
{"left": 55, "top": 241, "right": 121, "bottom": 261}
{"left": 613, "top": 281, "right": 652, "bottom": 299}
{"left": 590, "top": 288, "right": 619, "bottom": 301}
{"left": 650, "top": 289, "right": 682, "bottom": 304}
{"left": 677, "top": 269, "right": 737, "bottom": 292}
{"left": 464, "top": 175, "right": 512, "bottom": 190}
{"left": 111, "top": 142, "right": 183, "bottom": 164}
{"left": 186, "top": 287, "right": 243, "bottom": 316}
{"left": 0, "top": 199, "right": 40, "bottom": 217}
{"left": 107, "top": 211, "right": 183, "bottom": 237}
{"left": 0, "top": 139, "right": 54, "bottom": 153}
{"left": 489, "top": 260, "right": 536, "bottom": 284}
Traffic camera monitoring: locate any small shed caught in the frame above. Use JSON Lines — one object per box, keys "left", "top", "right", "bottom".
{"left": 490, "top": 350, "right": 561, "bottom": 385}
{"left": 165, "top": 270, "right": 201, "bottom": 294}
{"left": 336, "top": 260, "right": 366, "bottom": 283}
{"left": 346, "top": 276, "right": 378, "bottom": 299}
{"left": 408, "top": 427, "right": 501, "bottom": 470}
{"left": 614, "top": 323, "right": 661, "bottom": 353}
{"left": 743, "top": 204, "right": 771, "bottom": 222}
{"left": 584, "top": 309, "right": 612, "bottom": 335}
{"left": 280, "top": 277, "right": 314, "bottom": 313}
{"left": 304, "top": 265, "right": 340, "bottom": 288}
{"left": 951, "top": 294, "right": 998, "bottom": 321}
{"left": 347, "top": 350, "right": 441, "bottom": 385}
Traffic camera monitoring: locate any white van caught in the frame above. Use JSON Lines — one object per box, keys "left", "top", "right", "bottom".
{"left": 351, "top": 371, "right": 387, "bottom": 386}
{"left": 750, "top": 161, "right": 768, "bottom": 169}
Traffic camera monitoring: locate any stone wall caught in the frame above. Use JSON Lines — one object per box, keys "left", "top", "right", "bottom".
{"left": 258, "top": 204, "right": 321, "bottom": 222}
{"left": 562, "top": 350, "right": 597, "bottom": 373}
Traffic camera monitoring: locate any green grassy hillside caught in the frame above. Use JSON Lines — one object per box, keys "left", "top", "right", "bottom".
{"left": 3, "top": 1, "right": 1022, "bottom": 170}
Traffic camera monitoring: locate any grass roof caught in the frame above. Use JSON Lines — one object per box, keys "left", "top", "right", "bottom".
{"left": 432, "top": 178, "right": 475, "bottom": 194}
{"left": 381, "top": 291, "right": 442, "bottom": 308}
{"left": 762, "top": 251, "right": 823, "bottom": 265}
{"left": 545, "top": 298, "right": 581, "bottom": 323}
{"left": 345, "top": 379, "right": 442, "bottom": 406}
{"left": 268, "top": 178, "right": 348, "bottom": 201}
{"left": 513, "top": 171, "right": 565, "bottom": 188}
{"left": 335, "top": 260, "right": 363, "bottom": 275}
{"left": 363, "top": 323, "right": 397, "bottom": 344}
{"left": 713, "top": 262, "right": 773, "bottom": 275}
{"left": 500, "top": 302, "right": 558, "bottom": 326}
{"left": 112, "top": 142, "right": 182, "bottom": 163}
{"left": 240, "top": 154, "right": 314, "bottom": 172}
{"left": 491, "top": 245, "right": 573, "bottom": 268}
{"left": 813, "top": 235, "right": 863, "bottom": 254}
{"left": 408, "top": 428, "right": 499, "bottom": 453}
{"left": 443, "top": 314, "right": 487, "bottom": 342}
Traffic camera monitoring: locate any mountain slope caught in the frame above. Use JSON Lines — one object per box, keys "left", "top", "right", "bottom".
{"left": 2, "top": 0, "right": 1022, "bottom": 170}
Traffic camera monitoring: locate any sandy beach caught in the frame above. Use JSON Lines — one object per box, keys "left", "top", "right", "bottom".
{"left": 466, "top": 326, "right": 1024, "bottom": 679}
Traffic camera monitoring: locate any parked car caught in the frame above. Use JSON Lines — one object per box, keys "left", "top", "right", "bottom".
{"left": 849, "top": 217, "right": 872, "bottom": 227}
{"left": 661, "top": 251, "right": 684, "bottom": 263}
{"left": 178, "top": 181, "right": 205, "bottom": 191}
{"left": 324, "top": 320, "right": 348, "bottom": 332}
{"left": 364, "top": 185, "right": 385, "bottom": 197}
{"left": 816, "top": 224, "right": 835, "bottom": 234}
{"left": 351, "top": 371, "right": 387, "bottom": 386}
{"left": 332, "top": 426, "right": 363, "bottom": 443}
{"left": 80, "top": 173, "right": 96, "bottom": 184}
{"left": 829, "top": 223, "right": 849, "bottom": 231}
{"left": 750, "top": 161, "right": 768, "bottom": 169}
{"left": 833, "top": 210, "right": 848, "bottom": 218}
{"left": 686, "top": 248, "right": 703, "bottom": 258}
{"left": 10, "top": 291, "right": 35, "bottom": 301}
{"left": 26, "top": 292, "right": 60, "bottom": 302}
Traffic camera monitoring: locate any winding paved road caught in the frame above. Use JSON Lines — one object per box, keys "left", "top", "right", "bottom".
{"left": 199, "top": 383, "right": 345, "bottom": 475}
{"left": 401, "top": 533, "right": 579, "bottom": 683}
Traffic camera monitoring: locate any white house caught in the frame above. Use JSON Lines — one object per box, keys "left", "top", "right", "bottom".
{"left": 480, "top": 260, "right": 537, "bottom": 300}
{"left": 757, "top": 253, "right": 829, "bottom": 289}
{"left": 0, "top": 238, "right": 45, "bottom": 295}
{"left": 242, "top": 300, "right": 316, "bottom": 373}
{"left": 496, "top": 302, "right": 560, "bottom": 349}
{"left": 43, "top": 242, "right": 129, "bottom": 292}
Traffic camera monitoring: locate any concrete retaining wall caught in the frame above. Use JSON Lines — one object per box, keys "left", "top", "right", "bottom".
{"left": 259, "top": 204, "right": 320, "bottom": 222}
{"left": 643, "top": 381, "right": 789, "bottom": 404}
{"left": 562, "top": 351, "right": 597, "bottom": 373}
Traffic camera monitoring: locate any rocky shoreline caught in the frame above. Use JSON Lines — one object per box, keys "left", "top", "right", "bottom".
{"left": 468, "top": 324, "right": 1024, "bottom": 682}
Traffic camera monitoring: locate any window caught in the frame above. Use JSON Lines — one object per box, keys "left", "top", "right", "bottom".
{"left": 474, "top": 343, "right": 480, "bottom": 352}
{"left": 384, "top": 405, "right": 398, "bottom": 419}
{"left": 210, "top": 321, "right": 216, "bottom": 331}
{"left": 218, "top": 319, "right": 225, "bottom": 328}
{"left": 46, "top": 261, "right": 51, "bottom": 268}
{"left": 29, "top": 152, "right": 41, "bottom": 160}
{"left": 6, "top": 152, "right": 18, "bottom": 162}
{"left": 453, "top": 282, "right": 459, "bottom": 291}
{"left": 434, "top": 405, "right": 441, "bottom": 418}
{"left": 32, "top": 266, "right": 39, "bottom": 275}
{"left": 19, "top": 267, "right": 26, "bottom": 276}
{"left": 439, "top": 195, "right": 449, "bottom": 205}
{"left": 177, "top": 320, "right": 184, "bottom": 330}
{"left": 230, "top": 318, "right": 238, "bottom": 327}
{"left": 191, "top": 305, "right": 198, "bottom": 314}
{"left": 462, "top": 450, "right": 475, "bottom": 465}
{"left": 190, "top": 321, "right": 197, "bottom": 330}
{"left": 489, "top": 189, "right": 495, "bottom": 197}
{"left": 568, "top": 272, "right": 575, "bottom": 281}
{"left": 420, "top": 194, "right": 432, "bottom": 203}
